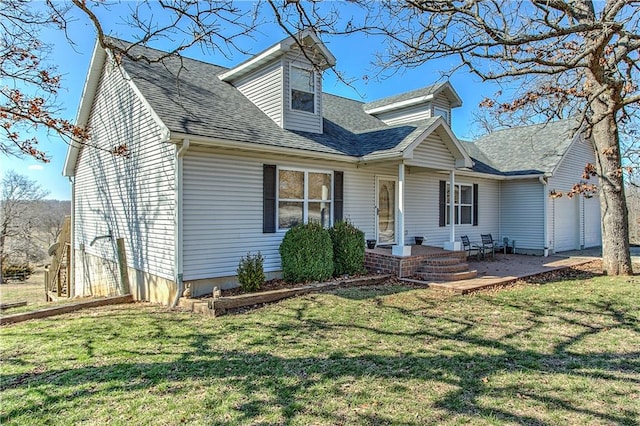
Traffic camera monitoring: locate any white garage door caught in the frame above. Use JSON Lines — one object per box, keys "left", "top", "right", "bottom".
{"left": 584, "top": 196, "right": 602, "bottom": 248}
{"left": 554, "top": 196, "right": 579, "bottom": 252}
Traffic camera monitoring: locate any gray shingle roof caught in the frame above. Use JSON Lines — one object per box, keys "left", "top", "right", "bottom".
{"left": 107, "top": 38, "right": 577, "bottom": 174}
{"left": 466, "top": 120, "right": 581, "bottom": 176}
{"left": 364, "top": 82, "right": 448, "bottom": 111}
{"left": 116, "top": 40, "right": 426, "bottom": 159}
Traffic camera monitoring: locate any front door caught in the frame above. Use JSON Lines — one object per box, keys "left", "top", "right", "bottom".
{"left": 376, "top": 177, "right": 397, "bottom": 245}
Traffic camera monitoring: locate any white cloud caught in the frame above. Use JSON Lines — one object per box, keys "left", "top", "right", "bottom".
{"left": 28, "top": 165, "right": 44, "bottom": 171}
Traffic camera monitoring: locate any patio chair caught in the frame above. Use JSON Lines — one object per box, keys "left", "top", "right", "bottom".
{"left": 461, "top": 235, "right": 482, "bottom": 260}
{"left": 480, "top": 234, "right": 503, "bottom": 259}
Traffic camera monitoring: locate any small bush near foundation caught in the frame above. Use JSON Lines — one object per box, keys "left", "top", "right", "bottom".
{"left": 330, "top": 220, "right": 366, "bottom": 276}
{"left": 236, "top": 252, "right": 265, "bottom": 292}
{"left": 279, "top": 222, "right": 333, "bottom": 283}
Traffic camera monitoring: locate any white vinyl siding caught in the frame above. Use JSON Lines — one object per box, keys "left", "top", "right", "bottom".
{"left": 405, "top": 173, "right": 500, "bottom": 245}
{"left": 182, "top": 148, "right": 367, "bottom": 280}
{"left": 234, "top": 60, "right": 283, "bottom": 127}
{"left": 282, "top": 55, "right": 323, "bottom": 133}
{"left": 410, "top": 133, "right": 457, "bottom": 170}
{"left": 74, "top": 61, "right": 176, "bottom": 289}
{"left": 375, "top": 103, "right": 433, "bottom": 126}
{"left": 547, "top": 135, "right": 601, "bottom": 251}
{"left": 500, "top": 179, "right": 545, "bottom": 250}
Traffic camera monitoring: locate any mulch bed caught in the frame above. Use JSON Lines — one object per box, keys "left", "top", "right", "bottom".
{"left": 219, "top": 273, "right": 374, "bottom": 297}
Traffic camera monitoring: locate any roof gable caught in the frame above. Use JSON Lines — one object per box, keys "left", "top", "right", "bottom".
{"left": 218, "top": 30, "right": 335, "bottom": 82}
{"left": 364, "top": 82, "right": 463, "bottom": 114}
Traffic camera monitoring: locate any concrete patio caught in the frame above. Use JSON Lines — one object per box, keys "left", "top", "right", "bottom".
{"left": 401, "top": 251, "right": 601, "bottom": 294}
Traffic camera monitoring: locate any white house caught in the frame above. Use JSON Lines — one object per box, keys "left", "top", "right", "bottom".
{"left": 63, "top": 32, "right": 601, "bottom": 304}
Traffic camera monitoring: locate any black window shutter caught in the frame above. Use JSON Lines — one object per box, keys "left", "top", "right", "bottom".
{"left": 263, "top": 165, "right": 276, "bottom": 233}
{"left": 473, "top": 183, "right": 479, "bottom": 226}
{"left": 439, "top": 180, "right": 446, "bottom": 227}
{"left": 333, "top": 171, "right": 344, "bottom": 223}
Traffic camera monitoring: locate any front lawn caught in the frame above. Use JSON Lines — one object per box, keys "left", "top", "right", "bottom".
{"left": 1, "top": 265, "right": 638, "bottom": 425}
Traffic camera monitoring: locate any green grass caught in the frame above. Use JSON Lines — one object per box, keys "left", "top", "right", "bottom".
{"left": 1, "top": 270, "right": 75, "bottom": 314}
{"left": 1, "top": 271, "right": 639, "bottom": 425}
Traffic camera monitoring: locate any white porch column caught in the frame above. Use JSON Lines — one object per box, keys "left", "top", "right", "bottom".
{"left": 392, "top": 162, "right": 411, "bottom": 256}
{"left": 443, "top": 169, "right": 462, "bottom": 251}
{"left": 449, "top": 169, "right": 455, "bottom": 242}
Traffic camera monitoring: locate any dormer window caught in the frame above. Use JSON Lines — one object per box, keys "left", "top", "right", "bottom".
{"left": 434, "top": 107, "right": 450, "bottom": 125}
{"left": 290, "top": 66, "right": 315, "bottom": 113}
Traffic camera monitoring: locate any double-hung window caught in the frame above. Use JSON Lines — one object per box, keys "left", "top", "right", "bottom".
{"left": 290, "top": 66, "right": 315, "bottom": 113}
{"left": 446, "top": 183, "right": 473, "bottom": 225}
{"left": 278, "top": 168, "right": 332, "bottom": 229}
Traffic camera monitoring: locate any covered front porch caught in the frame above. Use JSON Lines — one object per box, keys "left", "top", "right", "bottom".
{"left": 365, "top": 118, "right": 474, "bottom": 257}
{"left": 374, "top": 161, "right": 470, "bottom": 257}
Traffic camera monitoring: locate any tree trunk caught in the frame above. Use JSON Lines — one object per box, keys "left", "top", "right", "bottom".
{"left": 591, "top": 108, "right": 633, "bottom": 275}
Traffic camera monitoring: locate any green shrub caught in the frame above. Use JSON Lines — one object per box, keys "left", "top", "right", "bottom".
{"left": 279, "top": 222, "right": 333, "bottom": 283}
{"left": 329, "top": 220, "right": 366, "bottom": 276}
{"left": 236, "top": 252, "right": 265, "bottom": 292}
{"left": 2, "top": 263, "right": 33, "bottom": 282}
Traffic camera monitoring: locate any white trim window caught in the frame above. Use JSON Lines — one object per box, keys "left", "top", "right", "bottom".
{"left": 446, "top": 183, "right": 473, "bottom": 225}
{"left": 278, "top": 168, "right": 332, "bottom": 229}
{"left": 434, "top": 107, "right": 450, "bottom": 125}
{"left": 290, "top": 66, "right": 315, "bottom": 113}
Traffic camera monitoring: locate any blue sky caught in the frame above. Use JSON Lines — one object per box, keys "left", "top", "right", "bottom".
{"left": 1, "top": 2, "right": 499, "bottom": 200}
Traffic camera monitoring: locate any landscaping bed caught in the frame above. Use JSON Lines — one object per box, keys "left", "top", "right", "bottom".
{"left": 179, "top": 274, "right": 394, "bottom": 316}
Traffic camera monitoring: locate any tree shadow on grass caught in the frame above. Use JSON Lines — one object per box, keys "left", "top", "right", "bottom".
{"left": 1, "top": 348, "right": 637, "bottom": 424}
{"left": 1, "top": 291, "right": 639, "bottom": 425}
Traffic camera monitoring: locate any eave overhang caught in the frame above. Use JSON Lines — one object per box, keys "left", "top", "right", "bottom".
{"left": 218, "top": 30, "right": 336, "bottom": 82}
{"left": 63, "top": 40, "right": 106, "bottom": 177}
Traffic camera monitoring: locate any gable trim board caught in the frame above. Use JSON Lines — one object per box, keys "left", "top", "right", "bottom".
{"left": 219, "top": 30, "right": 336, "bottom": 83}
{"left": 65, "top": 34, "right": 601, "bottom": 304}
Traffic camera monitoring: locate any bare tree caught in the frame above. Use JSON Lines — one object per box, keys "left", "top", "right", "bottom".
{"left": 278, "top": 0, "right": 638, "bottom": 275}
{"left": 33, "top": 200, "right": 71, "bottom": 248}
{"left": 0, "top": 170, "right": 49, "bottom": 282}
{"left": 0, "top": 0, "right": 89, "bottom": 161}
{"left": 1, "top": 0, "right": 263, "bottom": 162}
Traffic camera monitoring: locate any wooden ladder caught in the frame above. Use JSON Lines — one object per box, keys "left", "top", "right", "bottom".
{"left": 45, "top": 216, "right": 71, "bottom": 301}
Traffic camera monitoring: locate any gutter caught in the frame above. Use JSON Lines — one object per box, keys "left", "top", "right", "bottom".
{"left": 169, "top": 132, "right": 357, "bottom": 164}
{"left": 171, "top": 138, "right": 190, "bottom": 308}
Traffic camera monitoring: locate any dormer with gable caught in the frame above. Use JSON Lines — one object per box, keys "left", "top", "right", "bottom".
{"left": 219, "top": 31, "right": 335, "bottom": 134}
{"left": 363, "top": 82, "right": 462, "bottom": 127}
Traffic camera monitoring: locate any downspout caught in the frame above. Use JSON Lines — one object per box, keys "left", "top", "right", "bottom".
{"left": 539, "top": 175, "right": 549, "bottom": 257}
{"left": 68, "top": 176, "right": 75, "bottom": 297}
{"left": 171, "top": 138, "right": 190, "bottom": 308}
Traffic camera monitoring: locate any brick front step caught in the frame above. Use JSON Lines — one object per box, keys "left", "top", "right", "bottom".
{"left": 421, "top": 256, "right": 466, "bottom": 266}
{"left": 416, "top": 270, "right": 478, "bottom": 281}
{"left": 416, "top": 262, "right": 470, "bottom": 273}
